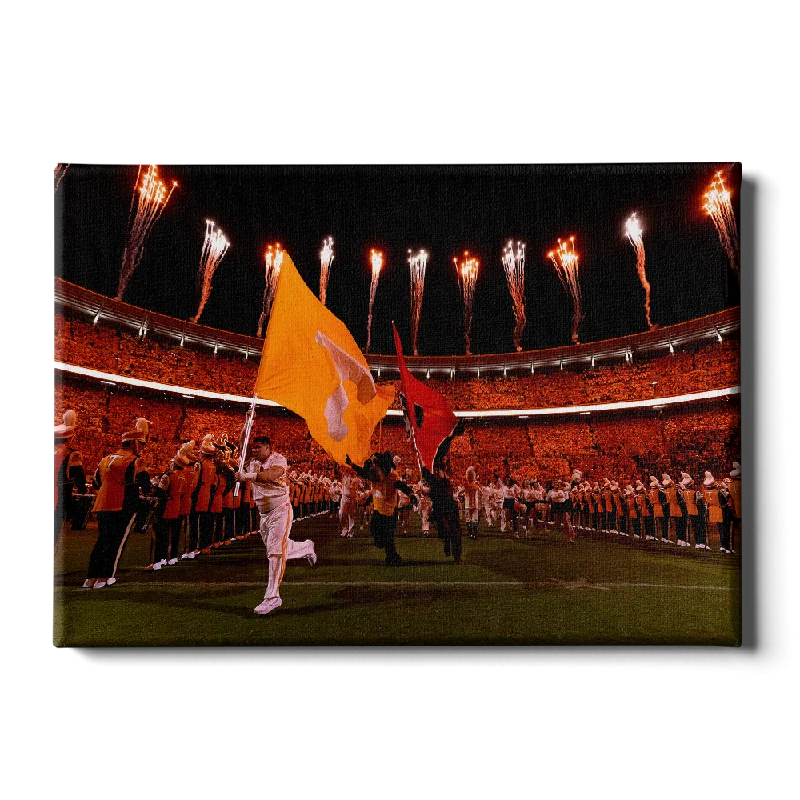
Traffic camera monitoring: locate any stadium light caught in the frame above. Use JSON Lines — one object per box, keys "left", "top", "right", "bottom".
{"left": 426, "top": 369, "right": 430, "bottom": 379}
{"left": 54, "top": 362, "right": 739, "bottom": 421}
{"left": 214, "top": 343, "right": 219, "bottom": 355}
{"left": 591, "top": 355, "right": 595, "bottom": 368}
{"left": 530, "top": 363, "right": 535, "bottom": 374}
{"left": 668, "top": 340, "right": 675, "bottom": 354}
{"left": 503, "top": 367, "right": 507, "bottom": 378}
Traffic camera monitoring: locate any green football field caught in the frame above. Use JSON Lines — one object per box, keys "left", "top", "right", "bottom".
{"left": 54, "top": 515, "right": 741, "bottom": 647}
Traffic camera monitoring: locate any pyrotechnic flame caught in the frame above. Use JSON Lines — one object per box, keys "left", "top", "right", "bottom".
{"left": 366, "top": 249, "right": 384, "bottom": 353}
{"left": 319, "top": 237, "right": 334, "bottom": 306}
{"left": 547, "top": 236, "right": 582, "bottom": 344}
{"left": 703, "top": 171, "right": 739, "bottom": 278}
{"left": 191, "top": 219, "right": 230, "bottom": 324}
{"left": 117, "top": 165, "right": 177, "bottom": 300}
{"left": 502, "top": 240, "right": 527, "bottom": 351}
{"left": 54, "top": 163, "right": 70, "bottom": 192}
{"left": 625, "top": 212, "right": 653, "bottom": 329}
{"left": 408, "top": 249, "right": 428, "bottom": 356}
{"left": 257, "top": 243, "right": 284, "bottom": 336}
{"left": 454, "top": 251, "right": 480, "bottom": 355}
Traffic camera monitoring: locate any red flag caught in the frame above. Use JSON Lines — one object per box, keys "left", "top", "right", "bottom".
{"left": 392, "top": 322, "right": 458, "bottom": 471}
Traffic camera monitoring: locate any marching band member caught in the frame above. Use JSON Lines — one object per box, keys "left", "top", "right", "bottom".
{"left": 180, "top": 443, "right": 201, "bottom": 559}
{"left": 624, "top": 484, "right": 639, "bottom": 538}
{"left": 462, "top": 466, "right": 481, "bottom": 540}
{"left": 727, "top": 461, "right": 742, "bottom": 550}
{"left": 54, "top": 410, "right": 85, "bottom": 547}
{"left": 636, "top": 480, "right": 653, "bottom": 539}
{"left": 648, "top": 476, "right": 671, "bottom": 543}
{"left": 338, "top": 465, "right": 360, "bottom": 537}
{"left": 702, "top": 471, "right": 732, "bottom": 553}
{"left": 687, "top": 473, "right": 710, "bottom": 550}
{"left": 416, "top": 477, "right": 433, "bottom": 537}
{"left": 194, "top": 435, "right": 219, "bottom": 556}
{"left": 83, "top": 418, "right": 151, "bottom": 589}
{"left": 611, "top": 480, "right": 626, "bottom": 535}
{"left": 662, "top": 473, "right": 685, "bottom": 546}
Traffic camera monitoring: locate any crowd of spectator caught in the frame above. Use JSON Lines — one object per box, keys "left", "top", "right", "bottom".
{"left": 55, "top": 304, "right": 740, "bottom": 486}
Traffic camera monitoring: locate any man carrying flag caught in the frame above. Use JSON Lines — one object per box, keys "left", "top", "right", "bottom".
{"left": 241, "top": 251, "right": 394, "bottom": 611}
{"left": 392, "top": 323, "right": 464, "bottom": 562}
{"left": 391, "top": 322, "right": 459, "bottom": 474}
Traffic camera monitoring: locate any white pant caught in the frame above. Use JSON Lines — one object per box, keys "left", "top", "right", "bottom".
{"left": 259, "top": 503, "right": 315, "bottom": 560}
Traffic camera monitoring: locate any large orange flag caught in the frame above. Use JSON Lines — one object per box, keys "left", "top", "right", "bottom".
{"left": 255, "top": 253, "right": 394, "bottom": 466}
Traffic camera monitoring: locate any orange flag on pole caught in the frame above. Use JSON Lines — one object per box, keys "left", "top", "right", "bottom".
{"left": 392, "top": 322, "right": 458, "bottom": 471}
{"left": 255, "top": 253, "right": 394, "bottom": 466}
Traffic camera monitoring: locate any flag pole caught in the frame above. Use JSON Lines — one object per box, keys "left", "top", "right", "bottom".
{"left": 234, "top": 392, "right": 258, "bottom": 496}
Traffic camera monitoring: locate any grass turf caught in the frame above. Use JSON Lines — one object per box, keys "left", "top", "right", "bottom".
{"left": 54, "top": 515, "right": 741, "bottom": 647}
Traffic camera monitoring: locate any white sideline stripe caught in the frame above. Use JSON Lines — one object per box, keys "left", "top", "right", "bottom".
{"left": 70, "top": 580, "right": 736, "bottom": 591}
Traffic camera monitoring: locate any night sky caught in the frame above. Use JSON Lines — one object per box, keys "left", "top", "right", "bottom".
{"left": 55, "top": 163, "right": 740, "bottom": 356}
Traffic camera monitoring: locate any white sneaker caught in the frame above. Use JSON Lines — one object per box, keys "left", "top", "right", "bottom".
{"left": 307, "top": 551, "right": 317, "bottom": 566}
{"left": 646, "top": 535, "right": 655, "bottom": 540}
{"left": 159, "top": 559, "right": 167, "bottom": 567}
{"left": 661, "top": 538, "right": 673, "bottom": 544}
{"left": 82, "top": 580, "right": 94, "bottom": 589}
{"left": 720, "top": 547, "right": 730, "bottom": 553}
{"left": 181, "top": 553, "right": 190, "bottom": 559}
{"left": 153, "top": 562, "right": 162, "bottom": 571}
{"left": 695, "top": 543, "right": 709, "bottom": 550}
{"left": 106, "top": 577, "right": 117, "bottom": 586}
{"left": 187, "top": 551, "right": 196, "bottom": 559}
{"left": 93, "top": 581, "right": 107, "bottom": 589}
{"left": 633, "top": 534, "right": 641, "bottom": 539}
{"left": 254, "top": 597, "right": 282, "bottom": 615}
{"left": 167, "top": 558, "right": 179, "bottom": 566}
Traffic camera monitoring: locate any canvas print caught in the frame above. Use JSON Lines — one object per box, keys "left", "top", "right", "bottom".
{"left": 53, "top": 163, "right": 742, "bottom": 646}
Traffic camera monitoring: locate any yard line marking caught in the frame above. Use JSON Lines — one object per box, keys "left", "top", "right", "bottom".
{"left": 66, "top": 580, "right": 737, "bottom": 591}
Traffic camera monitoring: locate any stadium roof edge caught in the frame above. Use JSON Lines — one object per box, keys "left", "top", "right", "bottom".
{"left": 55, "top": 277, "right": 739, "bottom": 374}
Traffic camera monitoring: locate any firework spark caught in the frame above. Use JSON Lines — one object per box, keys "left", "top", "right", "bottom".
{"left": 703, "top": 171, "right": 739, "bottom": 278}
{"left": 547, "top": 236, "right": 582, "bottom": 344}
{"left": 54, "top": 163, "right": 70, "bottom": 192}
{"left": 366, "top": 249, "right": 383, "bottom": 353}
{"left": 502, "top": 240, "right": 527, "bottom": 351}
{"left": 625, "top": 213, "right": 653, "bottom": 329}
{"left": 257, "top": 243, "right": 284, "bottom": 336}
{"left": 117, "top": 165, "right": 177, "bottom": 300}
{"left": 319, "top": 237, "right": 335, "bottom": 306}
{"left": 408, "top": 249, "right": 428, "bottom": 356}
{"left": 191, "top": 220, "right": 230, "bottom": 324}
{"left": 454, "top": 251, "right": 480, "bottom": 355}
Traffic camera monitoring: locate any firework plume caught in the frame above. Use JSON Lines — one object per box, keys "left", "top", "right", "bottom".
{"left": 408, "top": 249, "right": 428, "bottom": 355}
{"left": 502, "top": 240, "right": 527, "bottom": 351}
{"left": 547, "top": 236, "right": 582, "bottom": 344}
{"left": 191, "top": 220, "right": 230, "bottom": 324}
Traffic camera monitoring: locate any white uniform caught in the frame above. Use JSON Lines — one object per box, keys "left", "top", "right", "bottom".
{"left": 252, "top": 452, "right": 314, "bottom": 561}
{"left": 339, "top": 472, "right": 359, "bottom": 536}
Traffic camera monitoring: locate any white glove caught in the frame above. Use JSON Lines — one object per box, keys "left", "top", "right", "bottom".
{"left": 236, "top": 471, "right": 258, "bottom": 482}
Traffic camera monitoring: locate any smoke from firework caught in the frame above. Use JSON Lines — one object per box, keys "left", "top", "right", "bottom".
{"left": 366, "top": 249, "right": 383, "bottom": 353}
{"left": 319, "top": 237, "right": 335, "bottom": 306}
{"left": 547, "top": 236, "right": 582, "bottom": 344}
{"left": 257, "top": 244, "right": 284, "bottom": 337}
{"left": 408, "top": 249, "right": 428, "bottom": 356}
{"left": 454, "top": 251, "right": 479, "bottom": 355}
{"left": 502, "top": 240, "right": 527, "bottom": 351}
{"left": 191, "top": 220, "right": 230, "bottom": 324}
{"left": 703, "top": 171, "right": 739, "bottom": 279}
{"left": 625, "top": 213, "right": 653, "bottom": 329}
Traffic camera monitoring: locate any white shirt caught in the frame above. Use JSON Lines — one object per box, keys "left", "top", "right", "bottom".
{"left": 251, "top": 452, "right": 289, "bottom": 510}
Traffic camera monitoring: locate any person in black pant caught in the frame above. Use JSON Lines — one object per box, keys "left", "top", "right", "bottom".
{"left": 346, "top": 451, "right": 416, "bottom": 566}
{"left": 83, "top": 419, "right": 152, "bottom": 589}
{"left": 422, "top": 458, "right": 463, "bottom": 563}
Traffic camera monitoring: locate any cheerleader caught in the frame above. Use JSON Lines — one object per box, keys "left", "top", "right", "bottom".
{"left": 461, "top": 466, "right": 481, "bottom": 540}
{"left": 546, "top": 480, "right": 575, "bottom": 543}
